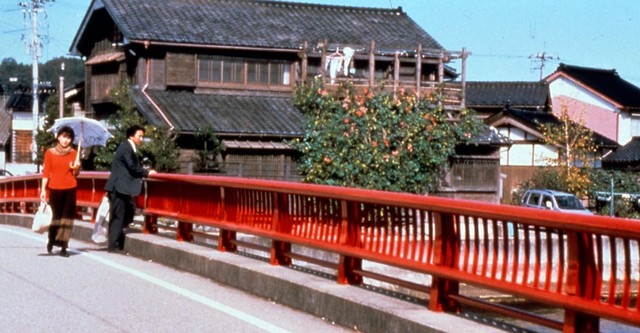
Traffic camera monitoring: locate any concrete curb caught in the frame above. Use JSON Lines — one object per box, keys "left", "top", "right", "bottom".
{"left": 1, "top": 214, "right": 502, "bottom": 333}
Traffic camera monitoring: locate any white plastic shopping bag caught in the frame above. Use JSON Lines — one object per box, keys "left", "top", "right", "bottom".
{"left": 91, "top": 195, "right": 110, "bottom": 244}
{"left": 31, "top": 201, "right": 52, "bottom": 234}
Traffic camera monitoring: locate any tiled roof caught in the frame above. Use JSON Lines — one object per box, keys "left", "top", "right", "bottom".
{"left": 466, "top": 81, "right": 549, "bottom": 109}
{"left": 546, "top": 63, "right": 640, "bottom": 109}
{"left": 4, "top": 90, "right": 33, "bottom": 111}
{"left": 83, "top": 0, "right": 442, "bottom": 52}
{"left": 130, "top": 89, "right": 305, "bottom": 137}
{"left": 602, "top": 137, "right": 640, "bottom": 164}
{"left": 0, "top": 110, "right": 10, "bottom": 145}
{"left": 473, "top": 125, "right": 511, "bottom": 146}
{"left": 4, "top": 88, "right": 54, "bottom": 111}
{"left": 486, "top": 108, "right": 619, "bottom": 148}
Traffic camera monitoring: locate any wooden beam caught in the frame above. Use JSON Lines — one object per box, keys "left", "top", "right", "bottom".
{"left": 369, "top": 41, "right": 375, "bottom": 88}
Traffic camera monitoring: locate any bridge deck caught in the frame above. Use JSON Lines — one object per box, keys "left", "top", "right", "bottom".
{"left": 0, "top": 213, "right": 504, "bottom": 333}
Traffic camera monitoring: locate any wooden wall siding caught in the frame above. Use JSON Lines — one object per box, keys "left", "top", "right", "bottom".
{"left": 150, "top": 58, "right": 166, "bottom": 90}
{"left": 166, "top": 52, "right": 196, "bottom": 87}
{"left": 90, "top": 39, "right": 115, "bottom": 58}
{"left": 500, "top": 165, "right": 537, "bottom": 204}
{"left": 222, "top": 153, "right": 301, "bottom": 181}
{"left": 90, "top": 72, "right": 119, "bottom": 102}
{"left": 453, "top": 158, "right": 499, "bottom": 191}
{"left": 12, "top": 130, "right": 31, "bottom": 163}
{"left": 440, "top": 157, "right": 500, "bottom": 193}
{"left": 436, "top": 191, "right": 499, "bottom": 204}
{"left": 135, "top": 57, "right": 147, "bottom": 87}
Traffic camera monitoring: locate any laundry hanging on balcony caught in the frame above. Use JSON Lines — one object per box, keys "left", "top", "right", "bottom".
{"left": 325, "top": 47, "right": 355, "bottom": 84}
{"left": 342, "top": 47, "right": 354, "bottom": 75}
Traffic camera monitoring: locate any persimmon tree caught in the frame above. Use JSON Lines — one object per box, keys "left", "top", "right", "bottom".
{"left": 292, "top": 81, "right": 481, "bottom": 194}
{"left": 537, "top": 106, "right": 598, "bottom": 198}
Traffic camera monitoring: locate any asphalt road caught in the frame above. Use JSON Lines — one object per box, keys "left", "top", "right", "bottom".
{"left": 0, "top": 225, "right": 353, "bottom": 333}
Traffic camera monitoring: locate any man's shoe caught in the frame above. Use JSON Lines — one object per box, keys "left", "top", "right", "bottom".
{"left": 46, "top": 242, "right": 53, "bottom": 254}
{"left": 107, "top": 247, "right": 127, "bottom": 255}
{"left": 60, "top": 248, "right": 69, "bottom": 257}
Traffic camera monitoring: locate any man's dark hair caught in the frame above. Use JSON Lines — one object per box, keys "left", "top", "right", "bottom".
{"left": 126, "top": 125, "right": 145, "bottom": 138}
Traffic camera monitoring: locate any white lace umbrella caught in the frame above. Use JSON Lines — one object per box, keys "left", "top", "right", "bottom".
{"left": 48, "top": 116, "right": 113, "bottom": 148}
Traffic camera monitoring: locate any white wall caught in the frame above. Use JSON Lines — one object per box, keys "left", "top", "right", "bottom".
{"left": 548, "top": 77, "right": 640, "bottom": 145}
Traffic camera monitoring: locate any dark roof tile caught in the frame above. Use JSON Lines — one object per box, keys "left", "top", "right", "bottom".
{"left": 91, "top": 0, "right": 442, "bottom": 52}
{"left": 466, "top": 81, "right": 549, "bottom": 109}
{"left": 130, "top": 89, "right": 305, "bottom": 137}
{"left": 602, "top": 137, "right": 640, "bottom": 164}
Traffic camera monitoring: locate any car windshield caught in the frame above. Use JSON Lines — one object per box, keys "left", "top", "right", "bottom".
{"left": 555, "top": 195, "right": 585, "bottom": 210}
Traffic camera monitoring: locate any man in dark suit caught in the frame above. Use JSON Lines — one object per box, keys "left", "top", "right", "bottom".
{"left": 104, "top": 125, "right": 156, "bottom": 252}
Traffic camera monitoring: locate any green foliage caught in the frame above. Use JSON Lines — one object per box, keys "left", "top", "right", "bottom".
{"left": 93, "top": 78, "right": 181, "bottom": 172}
{"left": 93, "top": 79, "right": 147, "bottom": 170}
{"left": 0, "top": 57, "right": 84, "bottom": 95}
{"left": 140, "top": 126, "right": 181, "bottom": 172}
{"left": 292, "top": 80, "right": 481, "bottom": 194}
{"left": 597, "top": 201, "right": 640, "bottom": 219}
{"left": 34, "top": 93, "right": 73, "bottom": 165}
{"left": 192, "top": 126, "right": 221, "bottom": 173}
{"left": 589, "top": 168, "right": 640, "bottom": 194}
{"left": 588, "top": 168, "right": 640, "bottom": 218}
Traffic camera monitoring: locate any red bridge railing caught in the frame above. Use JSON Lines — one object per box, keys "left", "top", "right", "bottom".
{"left": 1, "top": 172, "right": 639, "bottom": 332}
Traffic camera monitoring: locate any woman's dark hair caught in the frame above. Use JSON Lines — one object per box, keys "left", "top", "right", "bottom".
{"left": 56, "top": 126, "right": 75, "bottom": 141}
{"left": 126, "top": 124, "right": 145, "bottom": 138}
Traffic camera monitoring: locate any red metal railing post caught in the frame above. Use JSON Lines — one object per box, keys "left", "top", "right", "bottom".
{"left": 337, "top": 200, "right": 363, "bottom": 285}
{"left": 218, "top": 186, "right": 237, "bottom": 252}
{"left": 429, "top": 211, "right": 461, "bottom": 312}
{"left": 177, "top": 221, "right": 194, "bottom": 242}
{"left": 270, "top": 192, "right": 292, "bottom": 266}
{"left": 143, "top": 215, "right": 158, "bottom": 234}
{"left": 218, "top": 229, "right": 237, "bottom": 252}
{"left": 564, "top": 231, "right": 600, "bottom": 333}
{"left": 90, "top": 207, "right": 97, "bottom": 223}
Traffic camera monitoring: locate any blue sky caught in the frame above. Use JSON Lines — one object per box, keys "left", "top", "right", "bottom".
{"left": 1, "top": 0, "right": 638, "bottom": 86}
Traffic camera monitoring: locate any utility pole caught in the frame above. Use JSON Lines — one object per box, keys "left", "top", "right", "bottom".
{"left": 529, "top": 52, "right": 559, "bottom": 80}
{"left": 59, "top": 62, "right": 64, "bottom": 118}
{"left": 19, "top": 0, "right": 53, "bottom": 162}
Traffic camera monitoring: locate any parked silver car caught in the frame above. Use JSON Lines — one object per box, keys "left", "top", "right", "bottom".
{"left": 520, "top": 189, "right": 593, "bottom": 215}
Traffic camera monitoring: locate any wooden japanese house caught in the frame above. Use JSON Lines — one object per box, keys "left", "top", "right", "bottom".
{"left": 70, "top": 0, "right": 506, "bottom": 201}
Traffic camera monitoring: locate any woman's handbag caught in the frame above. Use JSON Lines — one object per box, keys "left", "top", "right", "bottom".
{"left": 91, "top": 195, "right": 110, "bottom": 244}
{"left": 32, "top": 201, "right": 52, "bottom": 234}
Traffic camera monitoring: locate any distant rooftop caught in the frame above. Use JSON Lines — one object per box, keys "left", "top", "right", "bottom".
{"left": 546, "top": 63, "right": 640, "bottom": 110}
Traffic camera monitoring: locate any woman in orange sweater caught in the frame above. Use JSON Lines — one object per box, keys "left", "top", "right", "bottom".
{"left": 40, "top": 126, "right": 81, "bottom": 257}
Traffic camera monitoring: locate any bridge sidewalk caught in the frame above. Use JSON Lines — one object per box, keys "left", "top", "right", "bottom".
{"left": 1, "top": 213, "right": 503, "bottom": 333}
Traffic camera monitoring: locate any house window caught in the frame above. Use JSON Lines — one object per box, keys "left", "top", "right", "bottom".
{"left": 198, "top": 55, "right": 291, "bottom": 87}
{"left": 198, "top": 55, "right": 223, "bottom": 82}
{"left": 223, "top": 58, "right": 245, "bottom": 84}
{"left": 247, "top": 60, "right": 269, "bottom": 84}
